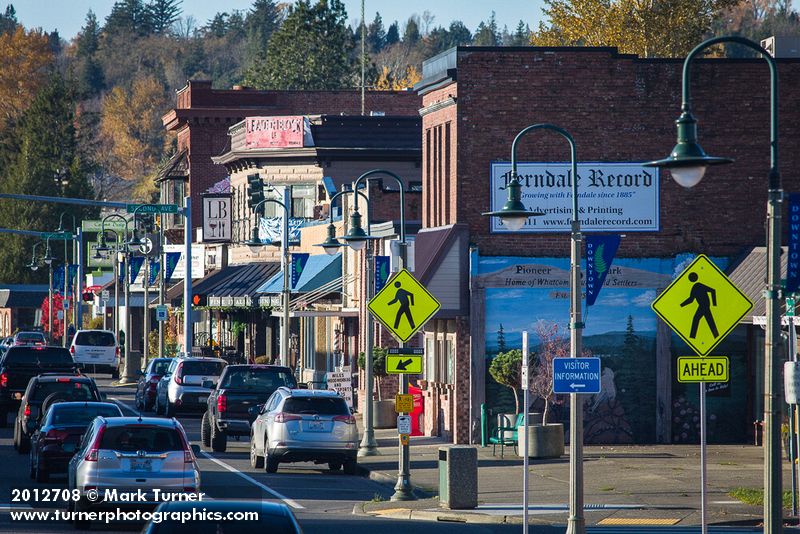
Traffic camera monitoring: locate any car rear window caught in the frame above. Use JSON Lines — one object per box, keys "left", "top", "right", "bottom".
{"left": 31, "top": 381, "right": 96, "bottom": 402}
{"left": 3, "top": 347, "right": 73, "bottom": 364}
{"left": 151, "top": 360, "right": 171, "bottom": 375}
{"left": 49, "top": 404, "right": 122, "bottom": 425}
{"left": 220, "top": 368, "right": 296, "bottom": 390}
{"left": 282, "top": 397, "right": 349, "bottom": 415}
{"left": 74, "top": 331, "right": 115, "bottom": 347}
{"left": 100, "top": 426, "right": 183, "bottom": 452}
{"left": 16, "top": 333, "right": 45, "bottom": 342}
{"left": 180, "top": 360, "right": 225, "bottom": 376}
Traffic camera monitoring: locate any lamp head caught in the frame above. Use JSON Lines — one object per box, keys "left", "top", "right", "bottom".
{"left": 482, "top": 174, "right": 542, "bottom": 231}
{"left": 29, "top": 262, "right": 39, "bottom": 272}
{"left": 340, "top": 210, "right": 376, "bottom": 251}
{"left": 315, "top": 224, "right": 343, "bottom": 256}
{"left": 43, "top": 249, "right": 55, "bottom": 265}
{"left": 644, "top": 111, "right": 732, "bottom": 188}
{"left": 127, "top": 231, "right": 142, "bottom": 247}
{"left": 245, "top": 225, "right": 264, "bottom": 253}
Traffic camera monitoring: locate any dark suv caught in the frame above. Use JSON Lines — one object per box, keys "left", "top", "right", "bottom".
{"left": 136, "top": 358, "right": 172, "bottom": 411}
{"left": 13, "top": 374, "right": 102, "bottom": 454}
{"left": 202, "top": 365, "right": 296, "bottom": 453}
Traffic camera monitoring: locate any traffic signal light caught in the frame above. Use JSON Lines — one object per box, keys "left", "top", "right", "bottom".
{"left": 82, "top": 292, "right": 95, "bottom": 302}
{"left": 192, "top": 294, "right": 206, "bottom": 306}
{"left": 247, "top": 174, "right": 265, "bottom": 214}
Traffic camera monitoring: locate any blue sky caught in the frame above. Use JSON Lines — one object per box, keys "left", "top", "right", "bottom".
{"left": 12, "top": 0, "right": 546, "bottom": 40}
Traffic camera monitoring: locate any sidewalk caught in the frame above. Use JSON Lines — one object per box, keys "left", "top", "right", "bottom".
{"left": 355, "top": 426, "right": 800, "bottom": 529}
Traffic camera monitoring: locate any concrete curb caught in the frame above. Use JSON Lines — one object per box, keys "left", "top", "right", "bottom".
{"left": 360, "top": 507, "right": 516, "bottom": 525}
{"left": 356, "top": 465, "right": 435, "bottom": 499}
{"left": 108, "top": 381, "right": 137, "bottom": 388}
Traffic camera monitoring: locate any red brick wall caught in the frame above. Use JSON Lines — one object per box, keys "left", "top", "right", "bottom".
{"left": 422, "top": 48, "right": 800, "bottom": 258}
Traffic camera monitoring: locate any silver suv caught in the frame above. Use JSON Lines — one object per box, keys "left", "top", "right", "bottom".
{"left": 250, "top": 388, "right": 358, "bottom": 474}
{"left": 67, "top": 416, "right": 200, "bottom": 528}
{"left": 154, "top": 357, "right": 226, "bottom": 416}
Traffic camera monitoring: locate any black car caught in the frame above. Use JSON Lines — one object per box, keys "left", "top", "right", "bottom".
{"left": 142, "top": 501, "right": 302, "bottom": 533}
{"left": 13, "top": 374, "right": 102, "bottom": 454}
{"left": 0, "top": 346, "right": 77, "bottom": 427}
{"left": 135, "top": 358, "right": 172, "bottom": 411}
{"left": 29, "top": 401, "right": 122, "bottom": 482}
{"left": 202, "top": 364, "right": 296, "bottom": 453}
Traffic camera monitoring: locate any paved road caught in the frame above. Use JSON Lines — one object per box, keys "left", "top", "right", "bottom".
{"left": 0, "top": 374, "right": 524, "bottom": 533}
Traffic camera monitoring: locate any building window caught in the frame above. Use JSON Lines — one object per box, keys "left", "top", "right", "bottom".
{"left": 444, "top": 122, "right": 451, "bottom": 224}
{"left": 172, "top": 180, "right": 185, "bottom": 227}
{"left": 425, "top": 335, "right": 435, "bottom": 382}
{"left": 291, "top": 184, "right": 316, "bottom": 219}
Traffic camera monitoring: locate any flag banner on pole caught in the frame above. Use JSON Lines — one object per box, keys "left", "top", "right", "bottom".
{"left": 149, "top": 260, "right": 159, "bottom": 286}
{"left": 585, "top": 234, "right": 621, "bottom": 306}
{"left": 291, "top": 253, "right": 309, "bottom": 289}
{"left": 129, "top": 256, "right": 145, "bottom": 284}
{"left": 67, "top": 265, "right": 78, "bottom": 294}
{"left": 165, "top": 252, "right": 181, "bottom": 283}
{"left": 118, "top": 259, "right": 125, "bottom": 285}
{"left": 374, "top": 256, "right": 391, "bottom": 293}
{"left": 788, "top": 193, "right": 800, "bottom": 293}
{"left": 53, "top": 265, "right": 65, "bottom": 293}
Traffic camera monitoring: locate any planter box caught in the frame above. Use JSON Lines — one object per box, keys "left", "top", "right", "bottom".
{"left": 518, "top": 423, "right": 565, "bottom": 459}
{"left": 373, "top": 400, "right": 396, "bottom": 429}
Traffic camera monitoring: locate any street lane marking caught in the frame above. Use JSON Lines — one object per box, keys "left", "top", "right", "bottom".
{"left": 108, "top": 396, "right": 302, "bottom": 510}
{"left": 598, "top": 518, "right": 680, "bottom": 525}
{"left": 108, "top": 397, "right": 138, "bottom": 415}
{"left": 199, "top": 452, "right": 304, "bottom": 510}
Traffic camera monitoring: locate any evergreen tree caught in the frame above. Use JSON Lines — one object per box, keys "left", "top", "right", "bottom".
{"left": 79, "top": 56, "right": 105, "bottom": 95}
{"left": 497, "top": 323, "right": 506, "bottom": 353}
{"left": 473, "top": 12, "right": 499, "bottom": 46}
{"left": 0, "top": 4, "right": 16, "bottom": 35}
{"left": 244, "top": 0, "right": 283, "bottom": 73}
{"left": 244, "top": 0, "right": 354, "bottom": 90}
{"left": 0, "top": 75, "right": 95, "bottom": 284}
{"left": 403, "top": 16, "right": 420, "bottom": 45}
{"left": 47, "top": 29, "right": 62, "bottom": 56}
{"left": 512, "top": 20, "right": 531, "bottom": 45}
{"left": 366, "top": 12, "right": 385, "bottom": 53}
{"left": 384, "top": 20, "right": 399, "bottom": 46}
{"left": 104, "top": 0, "right": 152, "bottom": 37}
{"left": 147, "top": 0, "right": 182, "bottom": 34}
{"left": 76, "top": 11, "right": 101, "bottom": 57}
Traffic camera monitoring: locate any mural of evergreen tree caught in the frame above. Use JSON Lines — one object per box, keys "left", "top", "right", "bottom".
{"left": 496, "top": 323, "right": 506, "bottom": 354}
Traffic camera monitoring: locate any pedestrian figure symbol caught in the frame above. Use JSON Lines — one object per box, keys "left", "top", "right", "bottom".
{"left": 387, "top": 281, "right": 415, "bottom": 329}
{"left": 680, "top": 272, "right": 719, "bottom": 339}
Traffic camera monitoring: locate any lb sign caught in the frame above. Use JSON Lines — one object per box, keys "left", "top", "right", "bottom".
{"left": 677, "top": 356, "right": 729, "bottom": 383}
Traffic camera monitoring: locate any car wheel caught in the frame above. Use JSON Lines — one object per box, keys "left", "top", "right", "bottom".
{"left": 110, "top": 368, "right": 119, "bottom": 379}
{"left": 165, "top": 400, "right": 175, "bottom": 418}
{"left": 18, "top": 430, "right": 31, "bottom": 454}
{"left": 200, "top": 411, "right": 211, "bottom": 448}
{"left": 210, "top": 423, "right": 227, "bottom": 453}
{"left": 343, "top": 459, "right": 358, "bottom": 475}
{"left": 264, "top": 436, "right": 278, "bottom": 473}
{"left": 155, "top": 396, "right": 164, "bottom": 415}
{"left": 250, "top": 436, "right": 264, "bottom": 469}
{"left": 328, "top": 461, "right": 342, "bottom": 471}
{"left": 0, "top": 408, "right": 7, "bottom": 428}
{"left": 12, "top": 420, "right": 19, "bottom": 450}
{"left": 74, "top": 497, "right": 91, "bottom": 529}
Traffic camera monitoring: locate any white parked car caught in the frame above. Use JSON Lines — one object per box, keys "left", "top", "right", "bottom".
{"left": 69, "top": 330, "right": 119, "bottom": 378}
{"left": 154, "top": 357, "right": 226, "bottom": 417}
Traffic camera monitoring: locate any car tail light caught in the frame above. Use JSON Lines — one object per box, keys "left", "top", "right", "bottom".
{"left": 115, "top": 346, "right": 120, "bottom": 357}
{"left": 45, "top": 429, "right": 69, "bottom": 441}
{"left": 333, "top": 414, "right": 356, "bottom": 425}
{"left": 178, "top": 430, "right": 194, "bottom": 464}
{"left": 84, "top": 424, "right": 105, "bottom": 462}
{"left": 274, "top": 413, "right": 302, "bottom": 423}
{"left": 57, "top": 378, "right": 71, "bottom": 383}
{"left": 23, "top": 403, "right": 30, "bottom": 418}
{"left": 174, "top": 362, "right": 183, "bottom": 385}
{"left": 0, "top": 372, "right": 6, "bottom": 387}
{"left": 217, "top": 394, "right": 226, "bottom": 414}
{"left": 70, "top": 345, "right": 75, "bottom": 354}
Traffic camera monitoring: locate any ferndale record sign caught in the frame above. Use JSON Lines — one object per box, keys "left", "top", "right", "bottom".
{"left": 489, "top": 162, "right": 659, "bottom": 233}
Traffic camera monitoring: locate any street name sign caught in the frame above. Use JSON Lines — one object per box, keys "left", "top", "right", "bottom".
{"left": 368, "top": 269, "right": 440, "bottom": 343}
{"left": 677, "top": 356, "right": 729, "bottom": 383}
{"left": 82, "top": 220, "right": 128, "bottom": 233}
{"left": 552, "top": 357, "right": 601, "bottom": 394}
{"left": 652, "top": 254, "right": 752, "bottom": 356}
{"left": 395, "top": 394, "right": 413, "bottom": 413}
{"left": 41, "top": 232, "right": 72, "bottom": 240}
{"left": 386, "top": 354, "right": 423, "bottom": 374}
{"left": 126, "top": 203, "right": 179, "bottom": 214}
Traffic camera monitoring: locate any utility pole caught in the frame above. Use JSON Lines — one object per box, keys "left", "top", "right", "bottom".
{"left": 361, "top": 0, "right": 365, "bottom": 116}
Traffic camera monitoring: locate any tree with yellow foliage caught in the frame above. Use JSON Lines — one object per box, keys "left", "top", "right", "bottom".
{"left": 0, "top": 27, "right": 53, "bottom": 126}
{"left": 99, "top": 76, "right": 171, "bottom": 201}
{"left": 375, "top": 64, "right": 421, "bottom": 90}
{"left": 531, "top": 0, "right": 739, "bottom": 58}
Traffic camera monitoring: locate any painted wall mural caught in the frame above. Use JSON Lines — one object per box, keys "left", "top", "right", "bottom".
{"left": 477, "top": 254, "right": 751, "bottom": 444}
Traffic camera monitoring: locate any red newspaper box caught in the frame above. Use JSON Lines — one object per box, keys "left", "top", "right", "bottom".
{"left": 408, "top": 384, "right": 424, "bottom": 437}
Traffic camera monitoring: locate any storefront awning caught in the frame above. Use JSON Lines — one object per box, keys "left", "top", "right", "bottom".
{"left": 257, "top": 254, "right": 342, "bottom": 295}
{"left": 726, "top": 246, "right": 788, "bottom": 324}
{"left": 162, "top": 262, "right": 279, "bottom": 308}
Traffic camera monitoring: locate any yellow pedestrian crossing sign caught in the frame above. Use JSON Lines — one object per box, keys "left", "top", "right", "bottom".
{"left": 652, "top": 255, "right": 752, "bottom": 356}
{"left": 368, "top": 269, "right": 441, "bottom": 343}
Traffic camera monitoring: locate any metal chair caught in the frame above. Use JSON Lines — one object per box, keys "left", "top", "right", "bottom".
{"left": 489, "top": 413, "right": 524, "bottom": 458}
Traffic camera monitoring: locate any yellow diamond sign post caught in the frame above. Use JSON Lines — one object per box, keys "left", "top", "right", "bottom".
{"left": 652, "top": 254, "right": 753, "bottom": 356}
{"left": 368, "top": 268, "right": 441, "bottom": 343}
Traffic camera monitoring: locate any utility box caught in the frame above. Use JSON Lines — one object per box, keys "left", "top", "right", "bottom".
{"left": 438, "top": 446, "right": 478, "bottom": 510}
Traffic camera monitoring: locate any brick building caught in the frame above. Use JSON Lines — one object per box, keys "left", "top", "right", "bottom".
{"left": 415, "top": 46, "right": 800, "bottom": 444}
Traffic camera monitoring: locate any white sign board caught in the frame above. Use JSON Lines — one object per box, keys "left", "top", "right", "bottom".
{"left": 101, "top": 290, "right": 110, "bottom": 300}
{"left": 489, "top": 162, "right": 659, "bottom": 233}
{"left": 397, "top": 415, "right": 411, "bottom": 434}
{"left": 785, "top": 361, "right": 800, "bottom": 404}
{"left": 326, "top": 366, "right": 353, "bottom": 409}
{"left": 164, "top": 245, "right": 205, "bottom": 279}
{"left": 520, "top": 365, "right": 529, "bottom": 390}
{"left": 202, "top": 195, "right": 232, "bottom": 243}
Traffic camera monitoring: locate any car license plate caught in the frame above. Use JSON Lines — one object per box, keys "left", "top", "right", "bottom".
{"left": 131, "top": 459, "right": 152, "bottom": 472}
{"left": 198, "top": 396, "right": 208, "bottom": 403}
{"left": 308, "top": 421, "right": 324, "bottom": 431}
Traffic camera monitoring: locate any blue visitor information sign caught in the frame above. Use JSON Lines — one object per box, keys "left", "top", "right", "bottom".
{"left": 552, "top": 357, "right": 602, "bottom": 394}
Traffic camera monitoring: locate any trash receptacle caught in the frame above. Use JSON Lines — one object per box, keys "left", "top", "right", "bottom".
{"left": 438, "top": 446, "right": 477, "bottom": 510}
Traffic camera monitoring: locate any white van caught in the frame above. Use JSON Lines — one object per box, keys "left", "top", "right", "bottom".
{"left": 69, "top": 330, "right": 119, "bottom": 378}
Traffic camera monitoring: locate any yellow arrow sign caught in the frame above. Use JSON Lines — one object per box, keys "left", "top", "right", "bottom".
{"left": 677, "top": 356, "right": 730, "bottom": 383}
{"left": 386, "top": 355, "right": 423, "bottom": 374}
{"left": 368, "top": 269, "right": 441, "bottom": 343}
{"left": 651, "top": 255, "right": 752, "bottom": 356}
